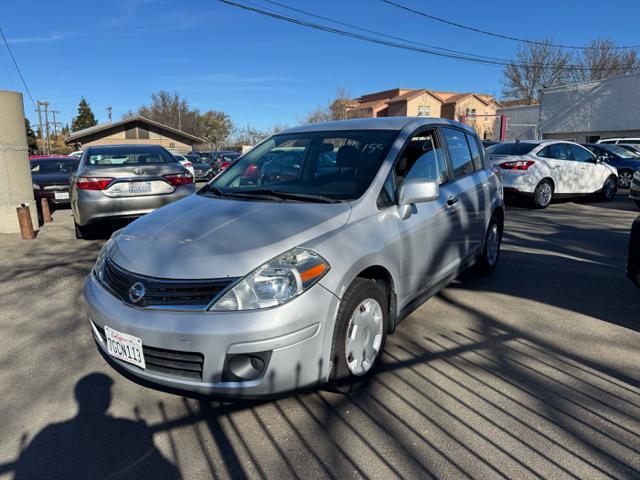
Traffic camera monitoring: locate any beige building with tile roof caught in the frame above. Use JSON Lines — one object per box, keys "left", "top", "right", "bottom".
{"left": 344, "top": 88, "right": 502, "bottom": 139}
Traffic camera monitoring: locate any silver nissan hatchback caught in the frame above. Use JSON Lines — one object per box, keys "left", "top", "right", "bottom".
{"left": 84, "top": 117, "right": 504, "bottom": 397}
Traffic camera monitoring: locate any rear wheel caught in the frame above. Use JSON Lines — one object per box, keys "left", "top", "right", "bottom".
{"left": 600, "top": 175, "right": 617, "bottom": 201}
{"left": 618, "top": 170, "right": 634, "bottom": 189}
{"left": 476, "top": 214, "right": 502, "bottom": 274}
{"left": 328, "top": 278, "right": 388, "bottom": 392}
{"left": 532, "top": 180, "right": 553, "bottom": 209}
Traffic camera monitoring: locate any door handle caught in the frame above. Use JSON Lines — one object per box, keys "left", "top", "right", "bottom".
{"left": 447, "top": 195, "right": 459, "bottom": 206}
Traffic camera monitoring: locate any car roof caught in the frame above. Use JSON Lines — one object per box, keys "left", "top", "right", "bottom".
{"left": 85, "top": 144, "right": 166, "bottom": 152}
{"left": 281, "top": 117, "right": 476, "bottom": 134}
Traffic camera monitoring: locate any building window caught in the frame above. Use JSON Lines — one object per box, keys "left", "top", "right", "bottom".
{"left": 484, "top": 110, "right": 489, "bottom": 122}
{"left": 169, "top": 142, "right": 176, "bottom": 148}
{"left": 417, "top": 105, "right": 430, "bottom": 117}
{"left": 137, "top": 127, "right": 150, "bottom": 139}
{"left": 465, "top": 108, "right": 477, "bottom": 116}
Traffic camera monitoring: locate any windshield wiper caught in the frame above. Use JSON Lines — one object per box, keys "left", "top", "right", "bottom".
{"left": 238, "top": 189, "right": 342, "bottom": 204}
{"left": 200, "top": 185, "right": 284, "bottom": 202}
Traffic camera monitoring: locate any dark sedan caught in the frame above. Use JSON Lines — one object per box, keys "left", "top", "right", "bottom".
{"left": 30, "top": 156, "right": 78, "bottom": 207}
{"left": 583, "top": 143, "right": 640, "bottom": 189}
{"left": 192, "top": 160, "right": 214, "bottom": 181}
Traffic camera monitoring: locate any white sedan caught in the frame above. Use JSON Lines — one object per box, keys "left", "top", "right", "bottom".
{"left": 488, "top": 140, "right": 618, "bottom": 208}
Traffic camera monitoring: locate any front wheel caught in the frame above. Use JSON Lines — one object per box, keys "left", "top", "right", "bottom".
{"left": 328, "top": 278, "right": 388, "bottom": 391}
{"left": 600, "top": 175, "right": 617, "bottom": 201}
{"left": 618, "top": 170, "right": 634, "bottom": 189}
{"left": 533, "top": 180, "right": 553, "bottom": 209}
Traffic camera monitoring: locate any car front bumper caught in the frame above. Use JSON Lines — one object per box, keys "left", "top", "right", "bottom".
{"left": 72, "top": 185, "right": 195, "bottom": 226}
{"left": 83, "top": 273, "right": 339, "bottom": 397}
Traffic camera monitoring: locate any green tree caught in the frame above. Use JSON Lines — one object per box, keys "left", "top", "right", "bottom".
{"left": 25, "top": 118, "right": 38, "bottom": 153}
{"left": 71, "top": 97, "right": 98, "bottom": 132}
{"left": 129, "top": 90, "right": 233, "bottom": 146}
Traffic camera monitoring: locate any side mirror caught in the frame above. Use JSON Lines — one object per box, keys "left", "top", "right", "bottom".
{"left": 397, "top": 178, "right": 439, "bottom": 219}
{"left": 595, "top": 155, "right": 607, "bottom": 164}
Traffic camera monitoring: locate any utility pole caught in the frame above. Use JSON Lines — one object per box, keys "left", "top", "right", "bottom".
{"left": 107, "top": 106, "right": 112, "bottom": 122}
{"left": 50, "top": 110, "right": 59, "bottom": 138}
{"left": 35, "top": 102, "right": 45, "bottom": 154}
{"left": 42, "top": 101, "right": 51, "bottom": 154}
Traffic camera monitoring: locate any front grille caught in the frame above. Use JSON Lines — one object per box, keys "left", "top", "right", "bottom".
{"left": 96, "top": 326, "right": 204, "bottom": 380}
{"left": 102, "top": 257, "right": 236, "bottom": 309}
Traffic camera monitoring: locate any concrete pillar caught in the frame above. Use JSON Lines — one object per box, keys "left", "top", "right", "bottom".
{"left": 0, "top": 90, "right": 38, "bottom": 233}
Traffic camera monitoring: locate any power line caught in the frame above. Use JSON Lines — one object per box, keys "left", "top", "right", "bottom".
{"left": 260, "top": 0, "right": 512, "bottom": 64}
{"left": 0, "top": 24, "right": 36, "bottom": 106}
{"left": 379, "top": 0, "right": 640, "bottom": 51}
{"left": 219, "top": 0, "right": 639, "bottom": 72}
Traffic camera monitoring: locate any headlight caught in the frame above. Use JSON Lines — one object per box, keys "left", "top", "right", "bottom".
{"left": 211, "top": 247, "right": 330, "bottom": 311}
{"left": 93, "top": 229, "right": 123, "bottom": 283}
{"left": 32, "top": 183, "right": 40, "bottom": 190}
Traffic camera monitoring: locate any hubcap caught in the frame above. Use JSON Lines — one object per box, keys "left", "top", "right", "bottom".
{"left": 537, "top": 183, "right": 552, "bottom": 206}
{"left": 345, "top": 298, "right": 383, "bottom": 376}
{"left": 618, "top": 172, "right": 632, "bottom": 189}
{"left": 486, "top": 223, "right": 500, "bottom": 265}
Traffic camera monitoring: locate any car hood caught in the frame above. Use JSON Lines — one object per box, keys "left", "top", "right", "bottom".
{"left": 110, "top": 194, "right": 352, "bottom": 279}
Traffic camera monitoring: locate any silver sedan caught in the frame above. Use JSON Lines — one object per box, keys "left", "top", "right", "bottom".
{"left": 71, "top": 144, "right": 195, "bottom": 238}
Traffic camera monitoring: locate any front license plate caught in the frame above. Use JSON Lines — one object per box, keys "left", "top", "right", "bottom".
{"left": 104, "top": 325, "right": 145, "bottom": 369}
{"left": 54, "top": 191, "right": 69, "bottom": 200}
{"left": 128, "top": 182, "right": 152, "bottom": 194}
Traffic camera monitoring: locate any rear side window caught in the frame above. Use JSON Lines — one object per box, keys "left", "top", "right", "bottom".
{"left": 443, "top": 127, "right": 474, "bottom": 178}
{"left": 85, "top": 148, "right": 177, "bottom": 166}
{"left": 538, "top": 144, "right": 572, "bottom": 160}
{"left": 465, "top": 133, "right": 483, "bottom": 170}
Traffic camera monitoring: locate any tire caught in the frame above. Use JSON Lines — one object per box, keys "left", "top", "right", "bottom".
{"left": 600, "top": 175, "right": 617, "bottom": 201}
{"left": 74, "top": 222, "right": 93, "bottom": 240}
{"left": 475, "top": 213, "right": 502, "bottom": 275}
{"left": 328, "top": 278, "right": 388, "bottom": 392}
{"left": 618, "top": 170, "right": 634, "bottom": 189}
{"left": 532, "top": 180, "right": 553, "bottom": 209}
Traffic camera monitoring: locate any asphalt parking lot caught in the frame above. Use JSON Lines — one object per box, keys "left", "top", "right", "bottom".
{"left": 1, "top": 194, "right": 639, "bottom": 480}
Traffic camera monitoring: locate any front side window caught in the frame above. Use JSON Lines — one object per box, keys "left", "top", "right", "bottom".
{"left": 206, "top": 130, "right": 397, "bottom": 201}
{"left": 395, "top": 130, "right": 448, "bottom": 186}
{"left": 443, "top": 127, "right": 474, "bottom": 178}
{"left": 567, "top": 144, "right": 595, "bottom": 162}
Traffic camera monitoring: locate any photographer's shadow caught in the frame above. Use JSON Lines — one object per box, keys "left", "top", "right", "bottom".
{"left": 14, "top": 373, "right": 180, "bottom": 480}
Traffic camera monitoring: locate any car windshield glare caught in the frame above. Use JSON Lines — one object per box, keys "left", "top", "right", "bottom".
{"left": 204, "top": 130, "right": 397, "bottom": 201}
{"left": 85, "top": 147, "right": 177, "bottom": 166}
{"left": 487, "top": 142, "right": 539, "bottom": 155}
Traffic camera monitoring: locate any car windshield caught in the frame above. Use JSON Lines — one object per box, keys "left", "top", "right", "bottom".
{"left": 85, "top": 147, "right": 177, "bottom": 166}
{"left": 31, "top": 159, "right": 78, "bottom": 174}
{"left": 203, "top": 130, "right": 397, "bottom": 201}
{"left": 487, "top": 142, "right": 539, "bottom": 155}
{"left": 603, "top": 145, "right": 639, "bottom": 159}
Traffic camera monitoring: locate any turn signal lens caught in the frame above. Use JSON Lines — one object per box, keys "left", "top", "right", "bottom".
{"left": 76, "top": 177, "right": 114, "bottom": 190}
{"left": 164, "top": 173, "right": 194, "bottom": 186}
{"left": 499, "top": 160, "right": 535, "bottom": 170}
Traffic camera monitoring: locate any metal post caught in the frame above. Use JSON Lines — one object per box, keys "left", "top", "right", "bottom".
{"left": 36, "top": 102, "right": 45, "bottom": 154}
{"left": 16, "top": 204, "right": 36, "bottom": 239}
{"left": 43, "top": 101, "right": 51, "bottom": 154}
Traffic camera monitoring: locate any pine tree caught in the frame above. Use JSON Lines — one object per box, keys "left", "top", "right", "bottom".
{"left": 25, "top": 118, "right": 38, "bottom": 153}
{"left": 71, "top": 97, "right": 98, "bottom": 132}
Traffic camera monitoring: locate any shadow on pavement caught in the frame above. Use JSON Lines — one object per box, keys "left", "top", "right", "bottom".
{"left": 11, "top": 374, "right": 180, "bottom": 480}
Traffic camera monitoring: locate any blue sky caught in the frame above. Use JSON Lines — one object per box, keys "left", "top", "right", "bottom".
{"left": 2, "top": 0, "right": 639, "bottom": 131}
